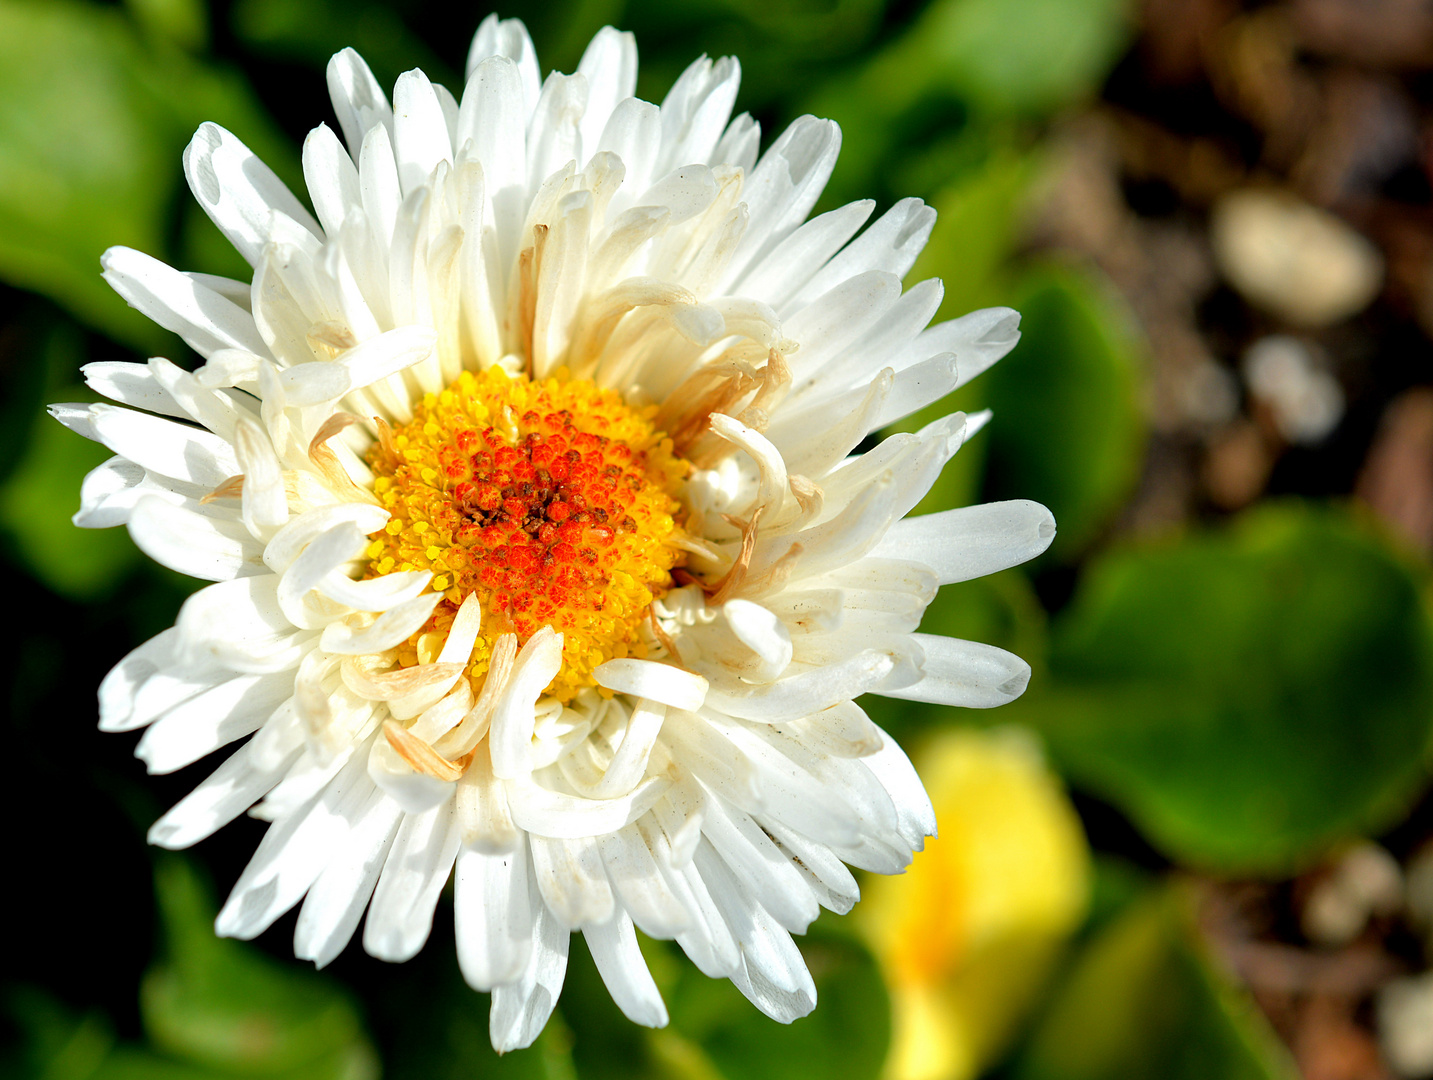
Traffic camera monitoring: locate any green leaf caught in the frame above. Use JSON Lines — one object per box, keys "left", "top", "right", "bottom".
{"left": 1014, "top": 503, "right": 1433, "bottom": 874}
{"left": 919, "top": 0, "right": 1134, "bottom": 117}
{"left": 0, "top": 406, "right": 142, "bottom": 599}
{"left": 140, "top": 857, "right": 378, "bottom": 1079}
{"left": 90, "top": 1048, "right": 244, "bottom": 1080}
{"left": 907, "top": 143, "right": 1041, "bottom": 317}
{"left": 665, "top": 922, "right": 889, "bottom": 1080}
{"left": 0, "top": 0, "right": 293, "bottom": 350}
{"left": 342, "top": 935, "right": 573, "bottom": 1080}
{"left": 804, "top": 0, "right": 1128, "bottom": 208}
{"left": 0, "top": 320, "right": 141, "bottom": 599}
{"left": 1, "top": 986, "right": 115, "bottom": 1080}
{"left": 1011, "top": 885, "right": 1296, "bottom": 1080}
{"left": 125, "top": 0, "right": 208, "bottom": 53}
{"left": 231, "top": 0, "right": 455, "bottom": 91}
{"left": 980, "top": 265, "right": 1146, "bottom": 559}
{"left": 554, "top": 923, "right": 887, "bottom": 1080}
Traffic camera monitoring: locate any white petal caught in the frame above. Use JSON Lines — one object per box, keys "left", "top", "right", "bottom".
{"left": 869, "top": 352, "right": 959, "bottom": 431}
{"left": 698, "top": 792, "right": 818, "bottom": 932}
{"left": 764, "top": 819, "right": 860, "bottom": 915}
{"left": 276, "top": 522, "right": 369, "bottom": 629}
{"left": 302, "top": 123, "right": 362, "bottom": 239}
{"left": 701, "top": 648, "right": 901, "bottom": 723}
{"left": 712, "top": 112, "right": 760, "bottom": 171}
{"left": 102, "top": 247, "right": 269, "bottom": 359}
{"left": 871, "top": 499, "right": 1056, "bottom": 583}
{"left": 489, "top": 891, "right": 570, "bottom": 1052}
{"left": 86, "top": 404, "right": 239, "bottom": 488}
{"left": 456, "top": 744, "right": 520, "bottom": 853}
{"left": 590, "top": 698, "right": 666, "bottom": 799}
{"left": 585, "top": 911, "right": 668, "bottom": 1027}
{"left": 507, "top": 774, "right": 668, "bottom": 840}
{"left": 529, "top": 833, "right": 613, "bottom": 928}
{"left": 320, "top": 593, "right": 442, "bottom": 655}
{"left": 724, "top": 116, "right": 841, "bottom": 286}
{"left": 127, "top": 496, "right": 258, "bottom": 582}
{"left": 721, "top": 600, "right": 793, "bottom": 683}
{"left": 263, "top": 503, "right": 389, "bottom": 575}
{"left": 879, "top": 633, "right": 1031, "bottom": 708}
{"left": 454, "top": 842, "right": 534, "bottom": 990}
{"left": 597, "top": 98, "right": 662, "bottom": 202}
{"left": 527, "top": 73, "right": 588, "bottom": 196}
{"left": 294, "top": 791, "right": 403, "bottom": 968}
{"left": 735, "top": 200, "right": 874, "bottom": 314}
{"left": 215, "top": 750, "right": 374, "bottom": 939}
{"left": 657, "top": 55, "right": 741, "bottom": 176}
{"left": 919, "top": 306, "right": 1022, "bottom": 389}
{"left": 729, "top": 905, "right": 817, "bottom": 1023}
{"left": 368, "top": 736, "right": 457, "bottom": 814}
{"left": 393, "top": 68, "right": 454, "bottom": 195}
{"left": 363, "top": 799, "right": 462, "bottom": 961}
{"left": 176, "top": 575, "right": 308, "bottom": 674}
{"left": 184, "top": 122, "right": 322, "bottom": 268}
{"left": 99, "top": 627, "right": 178, "bottom": 731}
{"left": 136, "top": 672, "right": 290, "bottom": 774}
{"left": 83, "top": 362, "right": 189, "bottom": 419}
{"left": 233, "top": 416, "right": 288, "bottom": 534}
{"left": 339, "top": 325, "right": 437, "bottom": 389}
{"left": 490, "top": 628, "right": 563, "bottom": 780}
{"left": 599, "top": 826, "right": 690, "bottom": 937}
{"left": 575, "top": 27, "right": 637, "bottom": 160}
{"left": 593, "top": 659, "right": 708, "bottom": 712}
{"left": 861, "top": 728, "right": 937, "bottom": 847}
{"left": 147, "top": 734, "right": 301, "bottom": 849}
{"left": 74, "top": 457, "right": 166, "bottom": 530}
{"left": 466, "top": 13, "right": 540, "bottom": 115}
{"left": 793, "top": 197, "right": 935, "bottom": 307}
{"left": 326, "top": 48, "right": 393, "bottom": 158}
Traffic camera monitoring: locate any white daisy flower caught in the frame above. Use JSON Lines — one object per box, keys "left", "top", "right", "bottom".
{"left": 53, "top": 15, "right": 1054, "bottom": 1051}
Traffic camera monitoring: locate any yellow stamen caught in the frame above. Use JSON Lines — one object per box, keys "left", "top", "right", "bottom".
{"left": 365, "top": 365, "right": 689, "bottom": 702}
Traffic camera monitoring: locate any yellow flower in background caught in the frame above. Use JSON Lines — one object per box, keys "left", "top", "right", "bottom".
{"left": 861, "top": 728, "right": 1090, "bottom": 1080}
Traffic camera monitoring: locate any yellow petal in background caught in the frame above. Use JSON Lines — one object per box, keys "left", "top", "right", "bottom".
{"left": 861, "top": 727, "right": 1091, "bottom": 1080}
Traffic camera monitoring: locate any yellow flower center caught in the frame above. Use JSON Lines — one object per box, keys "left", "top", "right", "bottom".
{"left": 364, "top": 366, "right": 688, "bottom": 702}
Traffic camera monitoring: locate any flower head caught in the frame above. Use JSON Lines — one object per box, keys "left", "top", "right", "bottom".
{"left": 54, "top": 14, "right": 1055, "bottom": 1051}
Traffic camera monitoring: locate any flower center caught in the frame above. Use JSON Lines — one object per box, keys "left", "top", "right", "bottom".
{"left": 364, "top": 366, "right": 688, "bottom": 702}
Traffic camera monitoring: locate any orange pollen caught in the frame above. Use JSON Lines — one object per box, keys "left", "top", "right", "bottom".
{"left": 363, "top": 366, "right": 688, "bottom": 702}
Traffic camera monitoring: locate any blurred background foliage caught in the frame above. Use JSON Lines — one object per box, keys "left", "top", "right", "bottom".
{"left": 5, "top": 0, "right": 1433, "bottom": 1078}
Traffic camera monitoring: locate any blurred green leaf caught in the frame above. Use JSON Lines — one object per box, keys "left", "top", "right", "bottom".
{"left": 0, "top": 320, "right": 141, "bottom": 599}
{"left": 807, "top": 0, "right": 1128, "bottom": 206}
{"left": 1081, "top": 854, "right": 1153, "bottom": 943}
{"left": 1013, "top": 503, "right": 1433, "bottom": 874}
{"left": 665, "top": 923, "right": 889, "bottom": 1080}
{"left": 1011, "top": 885, "right": 1295, "bottom": 1080}
{"left": 919, "top": 0, "right": 1133, "bottom": 117}
{"left": 882, "top": 263, "right": 1145, "bottom": 560}
{"left": 909, "top": 144, "right": 1041, "bottom": 317}
{"left": 90, "top": 1048, "right": 243, "bottom": 1080}
{"left": 126, "top": 0, "right": 208, "bottom": 53}
{"left": 554, "top": 923, "right": 887, "bottom": 1080}
{"left": 0, "top": 985, "right": 239, "bottom": 1080}
{"left": 1, "top": 986, "right": 115, "bottom": 1080}
{"left": 231, "top": 0, "right": 454, "bottom": 90}
{"left": 0, "top": 0, "right": 292, "bottom": 350}
{"left": 141, "top": 857, "right": 378, "bottom": 1080}
{"left": 981, "top": 264, "right": 1146, "bottom": 559}
{"left": 341, "top": 933, "right": 572, "bottom": 1080}
{"left": 0, "top": 404, "right": 141, "bottom": 599}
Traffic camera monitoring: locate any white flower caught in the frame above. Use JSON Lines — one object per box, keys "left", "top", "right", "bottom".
{"left": 53, "top": 15, "right": 1054, "bottom": 1051}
